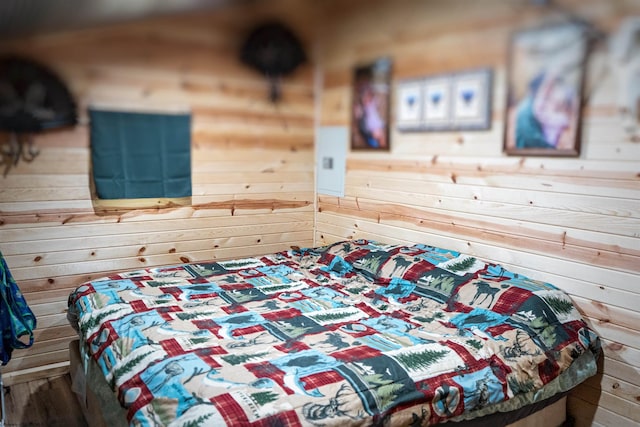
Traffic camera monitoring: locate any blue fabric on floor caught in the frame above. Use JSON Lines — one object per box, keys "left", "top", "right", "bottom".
{"left": 0, "top": 251, "right": 36, "bottom": 366}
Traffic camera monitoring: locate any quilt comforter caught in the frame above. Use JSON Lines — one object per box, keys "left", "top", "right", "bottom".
{"left": 68, "top": 240, "right": 600, "bottom": 427}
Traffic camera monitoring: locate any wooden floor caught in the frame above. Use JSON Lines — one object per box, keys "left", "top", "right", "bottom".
{"left": 2, "top": 374, "right": 87, "bottom": 427}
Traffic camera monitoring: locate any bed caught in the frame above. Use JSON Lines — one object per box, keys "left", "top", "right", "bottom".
{"left": 67, "top": 239, "right": 600, "bottom": 426}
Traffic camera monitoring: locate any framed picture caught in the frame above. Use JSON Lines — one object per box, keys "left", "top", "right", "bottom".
{"left": 422, "top": 75, "right": 452, "bottom": 130}
{"left": 451, "top": 69, "right": 492, "bottom": 130}
{"left": 504, "top": 23, "right": 589, "bottom": 156}
{"left": 351, "top": 58, "right": 392, "bottom": 150}
{"left": 396, "top": 80, "right": 423, "bottom": 130}
{"left": 396, "top": 69, "right": 493, "bottom": 132}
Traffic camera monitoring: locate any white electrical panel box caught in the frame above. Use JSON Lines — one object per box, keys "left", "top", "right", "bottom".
{"left": 316, "top": 126, "right": 347, "bottom": 197}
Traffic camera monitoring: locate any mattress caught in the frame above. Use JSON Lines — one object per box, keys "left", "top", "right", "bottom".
{"left": 67, "top": 239, "right": 600, "bottom": 426}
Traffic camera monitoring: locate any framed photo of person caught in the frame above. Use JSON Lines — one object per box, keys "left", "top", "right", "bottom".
{"left": 351, "top": 58, "right": 392, "bottom": 150}
{"left": 504, "top": 23, "right": 589, "bottom": 156}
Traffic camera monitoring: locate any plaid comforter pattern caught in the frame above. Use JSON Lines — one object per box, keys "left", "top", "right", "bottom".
{"left": 68, "top": 240, "right": 600, "bottom": 426}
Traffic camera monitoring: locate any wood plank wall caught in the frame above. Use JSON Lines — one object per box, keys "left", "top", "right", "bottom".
{"left": 314, "top": 0, "right": 640, "bottom": 426}
{"left": 0, "top": 0, "right": 316, "bottom": 384}
{"left": 0, "top": 0, "right": 639, "bottom": 425}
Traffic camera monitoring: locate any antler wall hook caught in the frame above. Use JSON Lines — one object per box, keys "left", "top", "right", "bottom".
{"left": 0, "top": 132, "right": 39, "bottom": 177}
{"left": 0, "top": 55, "right": 77, "bottom": 176}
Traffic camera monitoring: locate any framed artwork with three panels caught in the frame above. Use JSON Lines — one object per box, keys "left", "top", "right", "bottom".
{"left": 396, "top": 68, "right": 492, "bottom": 132}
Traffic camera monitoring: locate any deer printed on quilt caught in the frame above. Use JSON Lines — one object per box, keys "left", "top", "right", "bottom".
{"left": 68, "top": 239, "right": 601, "bottom": 427}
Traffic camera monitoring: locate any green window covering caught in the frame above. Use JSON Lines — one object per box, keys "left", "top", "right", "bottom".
{"left": 90, "top": 109, "right": 191, "bottom": 199}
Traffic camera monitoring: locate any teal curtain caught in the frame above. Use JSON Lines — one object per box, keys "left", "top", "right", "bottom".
{"left": 90, "top": 109, "right": 192, "bottom": 199}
